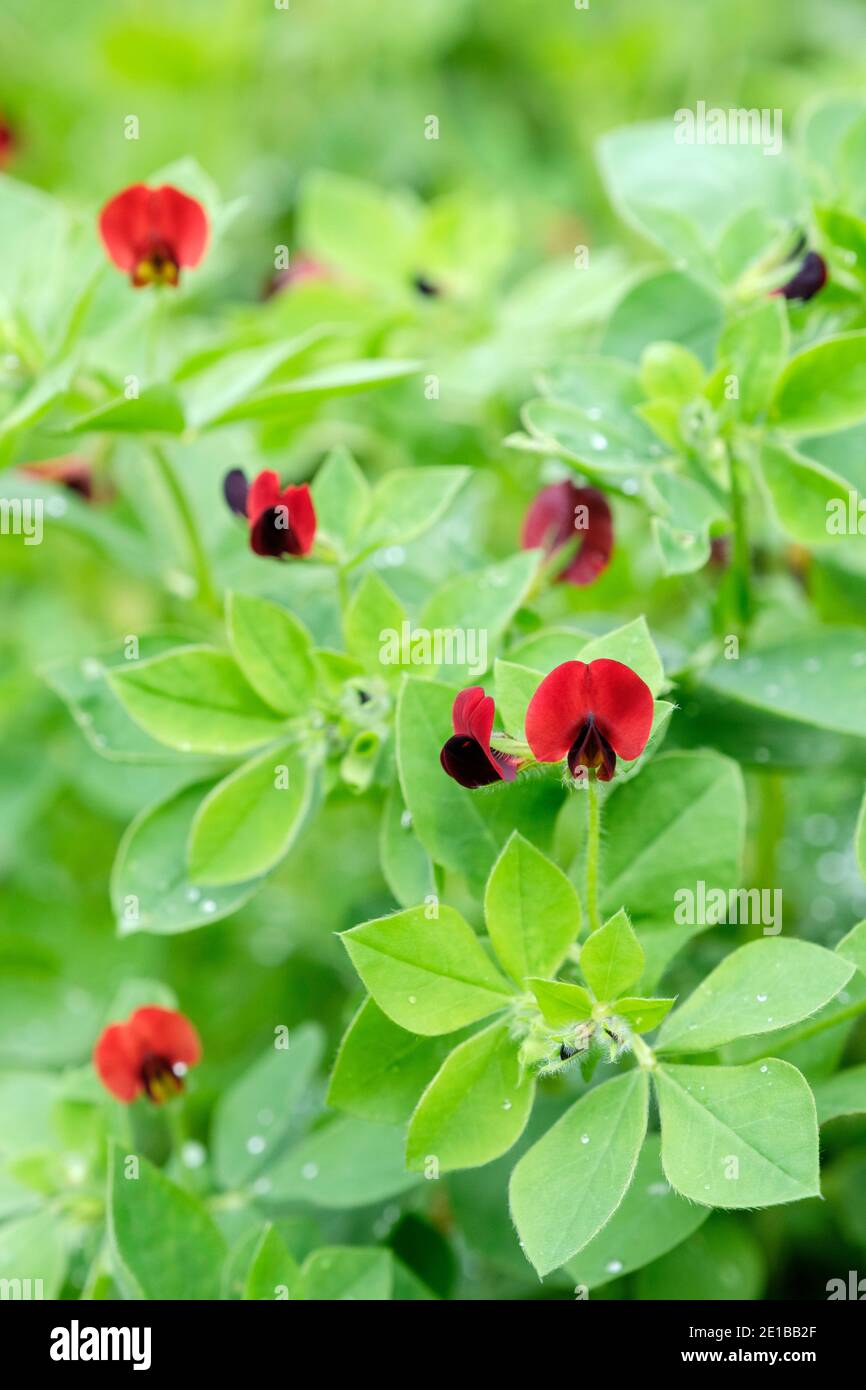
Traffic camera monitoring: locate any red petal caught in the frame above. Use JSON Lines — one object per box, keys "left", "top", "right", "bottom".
{"left": 560, "top": 487, "right": 613, "bottom": 586}
{"left": 521, "top": 482, "right": 613, "bottom": 587}
{"left": 127, "top": 1007, "right": 202, "bottom": 1068}
{"left": 98, "top": 184, "right": 152, "bottom": 270}
{"left": 93, "top": 1021, "right": 145, "bottom": 1103}
{"left": 452, "top": 687, "right": 493, "bottom": 744}
{"left": 280, "top": 483, "right": 317, "bottom": 555}
{"left": 588, "top": 659, "right": 654, "bottom": 759}
{"left": 154, "top": 185, "right": 209, "bottom": 267}
{"left": 247, "top": 470, "right": 281, "bottom": 522}
{"left": 525, "top": 658, "right": 653, "bottom": 764}
{"left": 525, "top": 661, "right": 590, "bottom": 762}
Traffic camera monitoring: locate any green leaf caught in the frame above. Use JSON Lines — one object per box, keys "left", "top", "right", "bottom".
{"left": 656, "top": 1059, "right": 820, "bottom": 1207}
{"left": 299, "top": 1246, "right": 392, "bottom": 1301}
{"left": 345, "top": 572, "right": 407, "bottom": 677}
{"left": 603, "top": 270, "right": 723, "bottom": 367}
{"left": 760, "top": 439, "right": 857, "bottom": 545}
{"left": 110, "top": 646, "right": 286, "bottom": 754}
{"left": 243, "top": 1225, "right": 300, "bottom": 1300}
{"left": 406, "top": 1021, "right": 534, "bottom": 1172}
{"left": 813, "top": 1064, "right": 866, "bottom": 1124}
{"left": 656, "top": 938, "right": 854, "bottom": 1054}
{"left": 521, "top": 398, "right": 660, "bottom": 482}
{"left": 837, "top": 919, "right": 866, "bottom": 975}
{"left": 418, "top": 550, "right": 538, "bottom": 682}
{"left": 580, "top": 908, "right": 645, "bottom": 1002}
{"left": 187, "top": 740, "right": 313, "bottom": 885}
{"left": 111, "top": 782, "right": 260, "bottom": 934}
{"left": 310, "top": 446, "right": 371, "bottom": 554}
{"left": 180, "top": 335, "right": 324, "bottom": 429}
{"left": 341, "top": 905, "right": 515, "bottom": 1035}
{"left": 300, "top": 170, "right": 418, "bottom": 286}
{"left": 493, "top": 659, "right": 541, "bottom": 736}
{"left": 264, "top": 1116, "right": 418, "bottom": 1207}
{"left": 0, "top": 1208, "right": 67, "bottom": 1298}
{"left": 713, "top": 297, "right": 788, "bottom": 421}
{"left": 689, "top": 630, "right": 866, "bottom": 767}
{"left": 69, "top": 385, "right": 186, "bottom": 435}
{"left": 600, "top": 750, "right": 745, "bottom": 986}
{"left": 639, "top": 341, "right": 705, "bottom": 402}
{"left": 771, "top": 331, "right": 866, "bottom": 434}
{"left": 578, "top": 616, "right": 665, "bottom": 696}
{"left": 509, "top": 1070, "right": 649, "bottom": 1275}
{"left": 363, "top": 467, "right": 470, "bottom": 551}
{"left": 379, "top": 784, "right": 434, "bottom": 909}
{"left": 526, "top": 977, "right": 593, "bottom": 1027}
{"left": 598, "top": 119, "right": 804, "bottom": 249}
{"left": 108, "top": 1142, "right": 226, "bottom": 1299}
{"left": 212, "top": 360, "right": 420, "bottom": 422}
{"left": 213, "top": 1023, "right": 323, "bottom": 1189}
{"left": 226, "top": 592, "right": 316, "bottom": 717}
{"left": 565, "top": 1134, "right": 709, "bottom": 1288}
{"left": 614, "top": 997, "right": 676, "bottom": 1033}
{"left": 484, "top": 832, "right": 581, "bottom": 985}
{"left": 327, "top": 998, "right": 456, "bottom": 1125}
{"left": 635, "top": 1213, "right": 765, "bottom": 1300}
{"left": 44, "top": 636, "right": 210, "bottom": 764}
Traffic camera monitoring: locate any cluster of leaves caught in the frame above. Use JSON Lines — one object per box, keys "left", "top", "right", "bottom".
{"left": 3, "top": 87, "right": 866, "bottom": 1301}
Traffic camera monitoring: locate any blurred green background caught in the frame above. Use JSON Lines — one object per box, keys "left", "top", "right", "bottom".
{"left": 3, "top": 0, "right": 866, "bottom": 1300}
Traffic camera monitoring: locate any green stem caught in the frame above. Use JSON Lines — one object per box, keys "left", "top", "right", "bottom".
{"left": 585, "top": 775, "right": 602, "bottom": 935}
{"left": 726, "top": 444, "right": 752, "bottom": 639}
{"left": 151, "top": 444, "right": 220, "bottom": 615}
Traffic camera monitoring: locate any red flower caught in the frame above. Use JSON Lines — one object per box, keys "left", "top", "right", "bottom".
{"left": 264, "top": 255, "right": 329, "bottom": 300}
{"left": 525, "top": 658, "right": 653, "bottom": 782}
{"left": 440, "top": 687, "right": 519, "bottom": 789}
{"left": 521, "top": 481, "right": 613, "bottom": 586}
{"left": 776, "top": 250, "right": 827, "bottom": 303}
{"left": 99, "top": 184, "right": 209, "bottom": 288}
{"left": 21, "top": 456, "right": 96, "bottom": 501}
{"left": 223, "top": 468, "right": 317, "bottom": 558}
{"left": 93, "top": 1006, "right": 201, "bottom": 1104}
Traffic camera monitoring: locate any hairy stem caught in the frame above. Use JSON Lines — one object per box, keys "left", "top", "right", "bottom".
{"left": 151, "top": 444, "right": 220, "bottom": 615}
{"left": 726, "top": 444, "right": 752, "bottom": 639}
{"left": 585, "top": 774, "right": 602, "bottom": 935}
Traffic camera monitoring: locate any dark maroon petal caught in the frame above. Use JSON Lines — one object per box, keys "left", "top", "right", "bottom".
{"left": 566, "top": 718, "right": 617, "bottom": 781}
{"left": 223, "top": 469, "right": 249, "bottom": 516}
{"left": 250, "top": 505, "right": 301, "bottom": 558}
{"left": 778, "top": 251, "right": 827, "bottom": 302}
{"left": 440, "top": 735, "right": 505, "bottom": 789}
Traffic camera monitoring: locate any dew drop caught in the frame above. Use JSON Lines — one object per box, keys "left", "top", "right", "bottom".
{"left": 246, "top": 1135, "right": 266, "bottom": 1155}
{"left": 201, "top": 900, "right": 217, "bottom": 914}
{"left": 760, "top": 1065, "right": 768, "bottom": 1074}
{"left": 186, "top": 887, "right": 201, "bottom": 903}
{"left": 756, "top": 993, "right": 768, "bottom": 1003}
{"left": 586, "top": 406, "right": 602, "bottom": 420}
{"left": 408, "top": 995, "right": 417, "bottom": 1005}
{"left": 590, "top": 433, "right": 608, "bottom": 451}
{"left": 502, "top": 1099, "right": 513, "bottom": 1111}
{"left": 400, "top": 810, "right": 413, "bottom": 830}
{"left": 580, "top": 1133, "right": 590, "bottom": 1144}
{"left": 301, "top": 1162, "right": 318, "bottom": 1181}
{"left": 606, "top": 1259, "right": 623, "bottom": 1274}
{"left": 181, "top": 1141, "right": 206, "bottom": 1169}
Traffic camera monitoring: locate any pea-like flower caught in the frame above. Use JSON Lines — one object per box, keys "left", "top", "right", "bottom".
{"left": 223, "top": 468, "right": 317, "bottom": 558}
{"left": 521, "top": 481, "right": 613, "bottom": 586}
{"left": 525, "top": 658, "right": 653, "bottom": 781}
{"left": 777, "top": 250, "right": 827, "bottom": 302}
{"left": 440, "top": 687, "right": 520, "bottom": 789}
{"left": 93, "top": 1006, "right": 201, "bottom": 1104}
{"left": 99, "top": 184, "right": 209, "bottom": 288}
